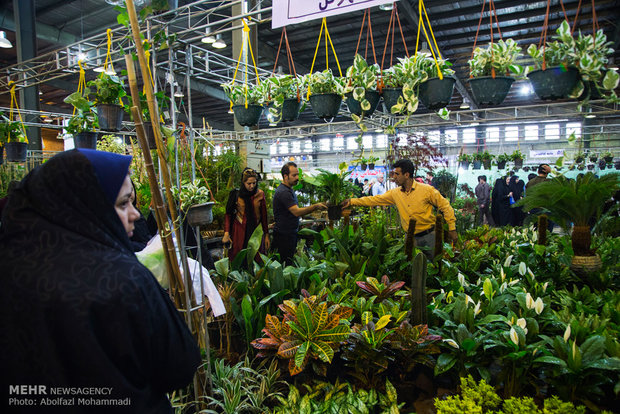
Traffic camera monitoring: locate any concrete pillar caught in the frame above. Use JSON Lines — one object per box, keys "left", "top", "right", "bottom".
{"left": 13, "top": 0, "right": 41, "bottom": 150}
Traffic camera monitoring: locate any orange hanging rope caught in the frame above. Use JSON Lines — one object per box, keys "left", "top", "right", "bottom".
{"left": 538, "top": 0, "right": 569, "bottom": 71}
{"left": 380, "top": 3, "right": 409, "bottom": 73}
{"left": 571, "top": 0, "right": 599, "bottom": 49}
{"left": 270, "top": 27, "right": 300, "bottom": 100}
{"left": 470, "top": 0, "right": 505, "bottom": 79}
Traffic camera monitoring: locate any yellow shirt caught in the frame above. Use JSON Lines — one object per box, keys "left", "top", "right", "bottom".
{"left": 350, "top": 182, "right": 456, "bottom": 233}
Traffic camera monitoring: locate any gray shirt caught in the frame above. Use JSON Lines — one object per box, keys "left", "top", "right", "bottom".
{"left": 273, "top": 183, "right": 299, "bottom": 234}
{"left": 475, "top": 181, "right": 491, "bottom": 206}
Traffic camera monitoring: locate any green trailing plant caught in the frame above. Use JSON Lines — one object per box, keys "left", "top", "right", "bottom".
{"left": 303, "top": 68, "right": 346, "bottom": 96}
{"left": 0, "top": 113, "right": 27, "bottom": 144}
{"left": 64, "top": 92, "right": 99, "bottom": 134}
{"left": 511, "top": 149, "right": 525, "bottom": 161}
{"left": 526, "top": 20, "right": 620, "bottom": 102}
{"left": 458, "top": 153, "right": 473, "bottom": 163}
{"left": 496, "top": 153, "right": 511, "bottom": 164}
{"left": 251, "top": 291, "right": 353, "bottom": 376}
{"left": 468, "top": 38, "right": 526, "bottom": 78}
{"left": 87, "top": 72, "right": 127, "bottom": 105}
{"left": 173, "top": 179, "right": 210, "bottom": 211}
{"left": 344, "top": 54, "right": 380, "bottom": 117}
{"left": 220, "top": 80, "right": 265, "bottom": 106}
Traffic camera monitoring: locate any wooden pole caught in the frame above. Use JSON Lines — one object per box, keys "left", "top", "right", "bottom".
{"left": 125, "top": 0, "right": 186, "bottom": 301}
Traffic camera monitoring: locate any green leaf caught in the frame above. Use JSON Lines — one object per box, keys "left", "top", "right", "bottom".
{"left": 295, "top": 341, "right": 309, "bottom": 367}
{"left": 603, "top": 70, "right": 619, "bottom": 90}
{"left": 533, "top": 355, "right": 567, "bottom": 367}
{"left": 435, "top": 353, "right": 457, "bottom": 375}
{"left": 375, "top": 314, "right": 392, "bottom": 331}
{"left": 311, "top": 340, "right": 335, "bottom": 363}
{"left": 296, "top": 300, "right": 314, "bottom": 334}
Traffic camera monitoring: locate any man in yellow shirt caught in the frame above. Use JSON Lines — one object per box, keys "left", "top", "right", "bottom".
{"left": 342, "top": 159, "right": 457, "bottom": 258}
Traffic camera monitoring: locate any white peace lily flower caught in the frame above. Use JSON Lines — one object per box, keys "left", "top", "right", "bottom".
{"left": 517, "top": 318, "right": 528, "bottom": 335}
{"left": 531, "top": 231, "right": 538, "bottom": 242}
{"left": 525, "top": 292, "right": 534, "bottom": 309}
{"left": 500, "top": 267, "right": 506, "bottom": 282}
{"left": 508, "top": 279, "right": 520, "bottom": 286}
{"left": 510, "top": 240, "right": 517, "bottom": 247}
{"left": 465, "top": 294, "right": 474, "bottom": 306}
{"left": 473, "top": 301, "right": 481, "bottom": 316}
{"left": 518, "top": 262, "right": 527, "bottom": 276}
{"left": 499, "top": 282, "right": 508, "bottom": 293}
{"left": 444, "top": 339, "right": 459, "bottom": 349}
{"left": 458, "top": 273, "right": 468, "bottom": 287}
{"left": 563, "top": 325, "right": 571, "bottom": 342}
{"left": 543, "top": 282, "right": 549, "bottom": 292}
{"left": 509, "top": 327, "right": 519, "bottom": 346}
{"left": 528, "top": 268, "right": 535, "bottom": 279}
{"left": 572, "top": 340, "right": 578, "bottom": 360}
{"left": 504, "top": 255, "right": 513, "bottom": 268}
{"left": 534, "top": 297, "right": 545, "bottom": 315}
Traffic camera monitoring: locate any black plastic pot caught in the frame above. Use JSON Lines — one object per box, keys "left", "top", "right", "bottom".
{"left": 5, "top": 142, "right": 27, "bottom": 162}
{"left": 514, "top": 158, "right": 523, "bottom": 169}
{"left": 281, "top": 98, "right": 303, "bottom": 122}
{"left": 418, "top": 77, "right": 456, "bottom": 110}
{"left": 469, "top": 76, "right": 515, "bottom": 106}
{"left": 598, "top": 160, "right": 606, "bottom": 170}
{"left": 527, "top": 66, "right": 580, "bottom": 100}
{"left": 497, "top": 160, "right": 506, "bottom": 169}
{"left": 327, "top": 205, "right": 342, "bottom": 221}
{"left": 482, "top": 159, "right": 492, "bottom": 169}
{"left": 472, "top": 160, "right": 482, "bottom": 170}
{"left": 361, "top": 163, "right": 367, "bottom": 170}
{"left": 522, "top": 166, "right": 531, "bottom": 172}
{"left": 368, "top": 163, "right": 375, "bottom": 170}
{"left": 460, "top": 161, "right": 470, "bottom": 169}
{"left": 587, "top": 164, "right": 595, "bottom": 170}
{"left": 615, "top": 161, "right": 620, "bottom": 170}
{"left": 309, "top": 93, "right": 342, "bottom": 119}
{"left": 382, "top": 87, "right": 403, "bottom": 113}
{"left": 97, "top": 104, "right": 124, "bottom": 131}
{"left": 187, "top": 202, "right": 215, "bottom": 227}
{"left": 346, "top": 90, "right": 381, "bottom": 117}
{"left": 604, "top": 156, "right": 613, "bottom": 164}
{"left": 232, "top": 104, "right": 263, "bottom": 127}
{"left": 73, "top": 132, "right": 98, "bottom": 149}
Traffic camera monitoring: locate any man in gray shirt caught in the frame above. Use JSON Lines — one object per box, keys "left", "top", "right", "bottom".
{"left": 475, "top": 175, "right": 493, "bottom": 226}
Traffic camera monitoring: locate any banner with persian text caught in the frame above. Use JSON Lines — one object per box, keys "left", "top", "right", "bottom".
{"left": 272, "top": 0, "right": 399, "bottom": 29}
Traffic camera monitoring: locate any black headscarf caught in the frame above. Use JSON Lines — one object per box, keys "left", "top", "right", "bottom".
{"left": 0, "top": 149, "right": 200, "bottom": 413}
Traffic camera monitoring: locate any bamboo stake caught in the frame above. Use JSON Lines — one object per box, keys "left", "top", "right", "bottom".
{"left": 125, "top": 0, "right": 186, "bottom": 301}
{"left": 125, "top": 54, "right": 186, "bottom": 306}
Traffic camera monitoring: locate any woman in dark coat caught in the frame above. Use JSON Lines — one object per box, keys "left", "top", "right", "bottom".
{"left": 223, "top": 167, "right": 269, "bottom": 260}
{"left": 509, "top": 175, "right": 525, "bottom": 226}
{"left": 491, "top": 176, "right": 513, "bottom": 226}
{"left": 0, "top": 149, "right": 200, "bottom": 413}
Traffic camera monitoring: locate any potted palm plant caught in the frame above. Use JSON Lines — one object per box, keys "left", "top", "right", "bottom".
{"left": 87, "top": 72, "right": 127, "bottom": 131}
{"left": 343, "top": 54, "right": 381, "bottom": 118}
{"left": 468, "top": 38, "right": 526, "bottom": 106}
{"left": 263, "top": 74, "right": 304, "bottom": 123}
{"left": 221, "top": 81, "right": 265, "bottom": 127}
{"left": 304, "top": 69, "right": 345, "bottom": 119}
{"left": 314, "top": 162, "right": 353, "bottom": 220}
{"left": 0, "top": 114, "right": 28, "bottom": 162}
{"left": 515, "top": 172, "right": 620, "bottom": 275}
{"left": 174, "top": 179, "right": 214, "bottom": 227}
{"left": 64, "top": 92, "right": 99, "bottom": 149}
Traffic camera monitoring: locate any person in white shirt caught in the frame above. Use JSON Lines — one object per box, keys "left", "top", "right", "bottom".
{"left": 371, "top": 174, "right": 386, "bottom": 196}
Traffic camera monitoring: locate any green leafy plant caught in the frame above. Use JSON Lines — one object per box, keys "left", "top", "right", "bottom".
{"left": 303, "top": 69, "right": 346, "bottom": 96}
{"left": 356, "top": 275, "right": 405, "bottom": 303}
{"left": 87, "top": 72, "right": 127, "bottom": 105}
{"left": 0, "top": 113, "right": 27, "bottom": 144}
{"left": 311, "top": 162, "right": 353, "bottom": 206}
{"left": 173, "top": 179, "right": 210, "bottom": 211}
{"left": 511, "top": 149, "right": 525, "bottom": 161}
{"left": 344, "top": 54, "right": 380, "bottom": 111}
{"left": 496, "top": 153, "right": 511, "bottom": 164}
{"left": 220, "top": 80, "right": 265, "bottom": 106}
{"left": 64, "top": 92, "right": 99, "bottom": 134}
{"left": 263, "top": 74, "right": 303, "bottom": 106}
{"left": 251, "top": 292, "right": 353, "bottom": 376}
{"left": 469, "top": 38, "right": 526, "bottom": 78}
{"left": 458, "top": 153, "right": 473, "bottom": 163}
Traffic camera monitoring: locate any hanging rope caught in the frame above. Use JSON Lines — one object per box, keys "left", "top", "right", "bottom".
{"left": 271, "top": 27, "right": 300, "bottom": 101}
{"left": 380, "top": 3, "right": 409, "bottom": 75}
{"left": 470, "top": 0, "right": 504, "bottom": 78}
{"left": 538, "top": 0, "right": 569, "bottom": 71}
{"left": 571, "top": 0, "right": 599, "bottom": 50}
{"left": 103, "top": 28, "right": 115, "bottom": 74}
{"left": 9, "top": 82, "right": 28, "bottom": 144}
{"left": 307, "top": 18, "right": 343, "bottom": 99}
{"left": 230, "top": 18, "right": 262, "bottom": 111}
{"left": 354, "top": 9, "right": 381, "bottom": 90}
{"left": 73, "top": 60, "right": 87, "bottom": 115}
{"left": 413, "top": 0, "right": 444, "bottom": 79}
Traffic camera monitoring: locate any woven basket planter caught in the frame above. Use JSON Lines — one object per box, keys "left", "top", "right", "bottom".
{"left": 570, "top": 254, "right": 602, "bottom": 276}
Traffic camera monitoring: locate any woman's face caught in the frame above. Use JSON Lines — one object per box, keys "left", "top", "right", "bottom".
{"left": 243, "top": 176, "right": 257, "bottom": 192}
{"left": 506, "top": 176, "right": 511, "bottom": 185}
{"left": 114, "top": 175, "right": 141, "bottom": 237}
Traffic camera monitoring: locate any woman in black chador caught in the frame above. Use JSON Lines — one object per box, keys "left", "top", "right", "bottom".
{"left": 509, "top": 175, "right": 525, "bottom": 226}
{"left": 491, "top": 176, "right": 513, "bottom": 226}
{"left": 0, "top": 149, "right": 200, "bottom": 413}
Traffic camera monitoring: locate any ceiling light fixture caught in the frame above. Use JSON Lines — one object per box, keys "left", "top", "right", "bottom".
{"left": 174, "top": 89, "right": 184, "bottom": 98}
{"left": 212, "top": 34, "right": 226, "bottom": 49}
{"left": 77, "top": 52, "right": 88, "bottom": 61}
{"left": 460, "top": 101, "right": 470, "bottom": 109}
{"left": 201, "top": 26, "right": 216, "bottom": 44}
{"left": 585, "top": 108, "right": 596, "bottom": 118}
{"left": 0, "top": 31, "right": 13, "bottom": 48}
{"left": 379, "top": 2, "right": 394, "bottom": 11}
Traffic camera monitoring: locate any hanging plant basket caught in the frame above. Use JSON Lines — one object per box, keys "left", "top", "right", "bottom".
{"left": 460, "top": 161, "right": 470, "bottom": 169}
{"left": 513, "top": 158, "right": 523, "bottom": 169}
{"left": 73, "top": 132, "right": 98, "bottom": 149}
{"left": 497, "top": 160, "right": 506, "bottom": 169}
{"left": 472, "top": 160, "right": 482, "bottom": 170}
{"left": 97, "top": 104, "right": 124, "bottom": 131}
{"left": 469, "top": 76, "right": 515, "bottom": 106}
{"left": 143, "top": 123, "right": 157, "bottom": 149}
{"left": 360, "top": 163, "right": 368, "bottom": 170}
{"left": 281, "top": 98, "right": 303, "bottom": 122}
{"left": 598, "top": 160, "right": 606, "bottom": 170}
{"left": 309, "top": 93, "right": 342, "bottom": 119}
{"left": 527, "top": 66, "right": 579, "bottom": 100}
{"left": 603, "top": 156, "right": 613, "bottom": 164}
{"left": 418, "top": 77, "right": 456, "bottom": 110}
{"left": 368, "top": 163, "right": 375, "bottom": 170}
{"left": 187, "top": 202, "right": 215, "bottom": 227}
{"left": 5, "top": 142, "right": 27, "bottom": 162}
{"left": 346, "top": 90, "right": 381, "bottom": 117}
{"left": 327, "top": 205, "right": 342, "bottom": 221}
{"left": 382, "top": 88, "right": 403, "bottom": 113}
{"left": 232, "top": 104, "right": 264, "bottom": 127}
{"left": 482, "top": 159, "right": 492, "bottom": 169}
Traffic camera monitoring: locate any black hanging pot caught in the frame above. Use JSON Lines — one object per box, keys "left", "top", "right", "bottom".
{"left": 497, "top": 160, "right": 506, "bottom": 169}
{"left": 232, "top": 104, "right": 263, "bottom": 127}
{"left": 598, "top": 160, "right": 606, "bottom": 170}
{"left": 527, "top": 66, "right": 579, "bottom": 100}
{"left": 361, "top": 163, "right": 368, "bottom": 170}
{"left": 482, "top": 159, "right": 492, "bottom": 169}
{"left": 187, "top": 202, "right": 215, "bottom": 227}
{"left": 460, "top": 161, "right": 470, "bottom": 169}
{"left": 418, "top": 77, "right": 456, "bottom": 110}
{"left": 281, "top": 98, "right": 303, "bottom": 122}
{"left": 97, "top": 104, "right": 124, "bottom": 131}
{"left": 382, "top": 87, "right": 403, "bottom": 113}
{"left": 73, "top": 132, "right": 98, "bottom": 149}
{"left": 469, "top": 76, "right": 515, "bottom": 106}
{"left": 309, "top": 93, "right": 342, "bottom": 119}
{"left": 472, "top": 160, "right": 482, "bottom": 170}
{"left": 5, "top": 142, "right": 27, "bottom": 162}
{"left": 615, "top": 161, "right": 620, "bottom": 170}
{"left": 143, "top": 122, "right": 158, "bottom": 149}
{"left": 368, "top": 163, "right": 375, "bottom": 170}
{"left": 513, "top": 158, "right": 523, "bottom": 169}
{"left": 603, "top": 156, "right": 613, "bottom": 164}
{"left": 587, "top": 164, "right": 595, "bottom": 171}
{"left": 346, "top": 90, "right": 381, "bottom": 117}
{"left": 327, "top": 205, "right": 342, "bottom": 221}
